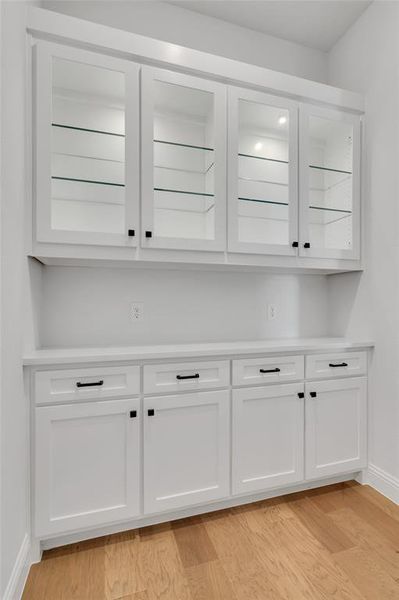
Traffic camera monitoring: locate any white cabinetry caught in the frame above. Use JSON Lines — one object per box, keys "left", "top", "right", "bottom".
{"left": 227, "top": 86, "right": 298, "bottom": 255}
{"left": 299, "top": 105, "right": 361, "bottom": 260}
{"left": 32, "top": 40, "right": 363, "bottom": 268}
{"left": 143, "top": 390, "right": 230, "bottom": 514}
{"left": 35, "top": 398, "right": 141, "bottom": 536}
{"left": 232, "top": 383, "right": 304, "bottom": 495}
{"left": 305, "top": 377, "right": 367, "bottom": 479}
{"left": 35, "top": 41, "right": 139, "bottom": 247}
{"left": 141, "top": 67, "right": 226, "bottom": 251}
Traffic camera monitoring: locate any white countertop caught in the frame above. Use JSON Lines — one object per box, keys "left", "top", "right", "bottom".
{"left": 23, "top": 338, "right": 374, "bottom": 366}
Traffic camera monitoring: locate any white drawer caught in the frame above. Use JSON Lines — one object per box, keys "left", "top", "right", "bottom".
{"left": 35, "top": 366, "right": 140, "bottom": 405}
{"left": 306, "top": 352, "right": 367, "bottom": 379}
{"left": 143, "top": 361, "right": 230, "bottom": 394}
{"left": 233, "top": 355, "right": 304, "bottom": 386}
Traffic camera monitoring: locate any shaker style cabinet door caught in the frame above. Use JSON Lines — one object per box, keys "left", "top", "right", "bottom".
{"left": 305, "top": 377, "right": 367, "bottom": 479}
{"left": 35, "top": 41, "right": 139, "bottom": 247}
{"left": 299, "top": 105, "right": 361, "bottom": 260}
{"left": 143, "top": 390, "right": 230, "bottom": 514}
{"left": 141, "top": 67, "right": 227, "bottom": 251}
{"left": 227, "top": 86, "right": 299, "bottom": 255}
{"left": 232, "top": 384, "right": 304, "bottom": 495}
{"left": 35, "top": 399, "right": 141, "bottom": 536}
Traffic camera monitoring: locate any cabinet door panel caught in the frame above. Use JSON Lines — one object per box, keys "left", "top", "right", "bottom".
{"left": 36, "top": 41, "right": 139, "bottom": 247}
{"left": 35, "top": 399, "right": 140, "bottom": 536}
{"left": 299, "top": 105, "right": 361, "bottom": 260}
{"left": 228, "top": 86, "right": 299, "bottom": 255}
{"left": 232, "top": 384, "right": 304, "bottom": 495}
{"left": 305, "top": 377, "right": 367, "bottom": 479}
{"left": 141, "top": 67, "right": 226, "bottom": 251}
{"left": 144, "top": 390, "right": 229, "bottom": 514}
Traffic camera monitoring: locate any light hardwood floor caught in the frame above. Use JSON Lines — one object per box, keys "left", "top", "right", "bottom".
{"left": 22, "top": 482, "right": 399, "bottom": 600}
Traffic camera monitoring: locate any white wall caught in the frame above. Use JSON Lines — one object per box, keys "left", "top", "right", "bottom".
{"left": 40, "top": 0, "right": 328, "bottom": 83}
{"left": 1, "top": 2, "right": 38, "bottom": 597}
{"left": 40, "top": 267, "right": 329, "bottom": 348}
{"left": 328, "top": 1, "right": 399, "bottom": 486}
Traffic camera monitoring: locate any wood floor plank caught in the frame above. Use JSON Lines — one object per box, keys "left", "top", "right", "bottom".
{"left": 352, "top": 484, "right": 399, "bottom": 522}
{"left": 341, "top": 484, "right": 399, "bottom": 548}
{"left": 172, "top": 516, "right": 218, "bottom": 568}
{"left": 103, "top": 530, "right": 146, "bottom": 599}
{"left": 185, "top": 560, "right": 239, "bottom": 600}
{"left": 22, "top": 482, "right": 399, "bottom": 600}
{"left": 285, "top": 495, "right": 355, "bottom": 554}
{"left": 330, "top": 507, "right": 399, "bottom": 581}
{"left": 139, "top": 528, "right": 192, "bottom": 600}
{"left": 335, "top": 546, "right": 399, "bottom": 600}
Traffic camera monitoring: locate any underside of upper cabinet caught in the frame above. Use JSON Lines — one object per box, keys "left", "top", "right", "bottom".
{"left": 28, "top": 7, "right": 364, "bottom": 273}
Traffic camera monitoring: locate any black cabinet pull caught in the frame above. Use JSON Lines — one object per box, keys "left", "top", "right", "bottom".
{"left": 128, "top": 229, "right": 135, "bottom": 237}
{"left": 292, "top": 241, "right": 299, "bottom": 248}
{"left": 310, "top": 391, "right": 317, "bottom": 398}
{"left": 145, "top": 231, "right": 152, "bottom": 238}
{"left": 259, "top": 368, "right": 281, "bottom": 374}
{"left": 176, "top": 373, "right": 200, "bottom": 380}
{"left": 129, "top": 410, "right": 137, "bottom": 418}
{"left": 329, "top": 362, "right": 348, "bottom": 368}
{"left": 297, "top": 392, "right": 305, "bottom": 399}
{"left": 303, "top": 242, "right": 311, "bottom": 248}
{"left": 76, "top": 380, "right": 104, "bottom": 388}
{"left": 148, "top": 409, "right": 155, "bottom": 416}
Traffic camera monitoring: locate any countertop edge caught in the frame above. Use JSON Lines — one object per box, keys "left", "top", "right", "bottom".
{"left": 23, "top": 339, "right": 374, "bottom": 367}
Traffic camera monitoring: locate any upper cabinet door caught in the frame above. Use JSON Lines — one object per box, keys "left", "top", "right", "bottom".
{"left": 35, "top": 42, "right": 139, "bottom": 247}
{"left": 227, "top": 87, "right": 298, "bottom": 255}
{"left": 141, "top": 68, "right": 227, "bottom": 251}
{"left": 299, "top": 106, "right": 361, "bottom": 260}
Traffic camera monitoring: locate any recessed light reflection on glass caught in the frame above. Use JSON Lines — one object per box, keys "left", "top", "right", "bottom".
{"left": 278, "top": 116, "right": 287, "bottom": 125}
{"left": 254, "top": 142, "right": 263, "bottom": 151}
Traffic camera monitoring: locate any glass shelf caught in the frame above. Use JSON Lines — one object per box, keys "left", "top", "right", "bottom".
{"left": 52, "top": 123, "right": 125, "bottom": 138}
{"left": 239, "top": 153, "right": 288, "bottom": 165}
{"left": 154, "top": 139, "right": 214, "bottom": 152}
{"left": 154, "top": 187, "right": 214, "bottom": 197}
{"left": 52, "top": 176, "right": 125, "bottom": 187}
{"left": 309, "top": 164, "right": 352, "bottom": 176}
{"left": 309, "top": 205, "right": 352, "bottom": 226}
{"left": 238, "top": 197, "right": 288, "bottom": 207}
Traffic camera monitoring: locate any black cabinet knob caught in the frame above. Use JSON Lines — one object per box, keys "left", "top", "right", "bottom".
{"left": 297, "top": 392, "right": 305, "bottom": 399}
{"left": 148, "top": 409, "right": 155, "bottom": 416}
{"left": 292, "top": 241, "right": 299, "bottom": 248}
{"left": 129, "top": 410, "right": 137, "bottom": 418}
{"left": 310, "top": 391, "right": 317, "bottom": 398}
{"left": 145, "top": 231, "right": 152, "bottom": 238}
{"left": 128, "top": 229, "right": 135, "bottom": 237}
{"left": 303, "top": 242, "right": 311, "bottom": 249}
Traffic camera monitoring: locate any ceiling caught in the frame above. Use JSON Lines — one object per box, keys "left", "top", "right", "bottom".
{"left": 167, "top": 1, "right": 372, "bottom": 51}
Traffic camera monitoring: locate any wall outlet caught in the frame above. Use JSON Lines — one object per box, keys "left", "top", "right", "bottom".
{"left": 131, "top": 302, "right": 144, "bottom": 321}
{"left": 267, "top": 303, "right": 277, "bottom": 320}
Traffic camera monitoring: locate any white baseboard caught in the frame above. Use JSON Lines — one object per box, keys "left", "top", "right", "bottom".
{"left": 3, "top": 534, "right": 32, "bottom": 600}
{"left": 364, "top": 463, "right": 399, "bottom": 504}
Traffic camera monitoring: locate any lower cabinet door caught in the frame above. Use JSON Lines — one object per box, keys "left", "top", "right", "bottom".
{"left": 144, "top": 390, "right": 230, "bottom": 514}
{"left": 35, "top": 398, "right": 141, "bottom": 536}
{"left": 305, "top": 377, "right": 367, "bottom": 479}
{"left": 232, "top": 384, "right": 304, "bottom": 495}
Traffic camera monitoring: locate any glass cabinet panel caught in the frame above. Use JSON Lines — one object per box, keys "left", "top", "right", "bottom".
{"left": 228, "top": 87, "right": 298, "bottom": 255}
{"left": 36, "top": 42, "right": 139, "bottom": 247}
{"left": 300, "top": 106, "right": 360, "bottom": 259}
{"left": 141, "top": 68, "right": 226, "bottom": 251}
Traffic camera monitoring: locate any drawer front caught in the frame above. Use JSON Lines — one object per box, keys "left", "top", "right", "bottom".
{"left": 143, "top": 361, "right": 230, "bottom": 394}
{"left": 35, "top": 366, "right": 140, "bottom": 405}
{"left": 232, "top": 355, "right": 304, "bottom": 386}
{"left": 306, "top": 352, "right": 367, "bottom": 379}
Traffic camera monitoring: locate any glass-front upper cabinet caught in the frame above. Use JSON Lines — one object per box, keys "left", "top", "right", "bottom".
{"left": 227, "top": 87, "right": 298, "bottom": 255}
{"left": 141, "top": 68, "right": 226, "bottom": 251}
{"left": 35, "top": 42, "right": 139, "bottom": 247}
{"left": 299, "top": 106, "right": 361, "bottom": 260}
